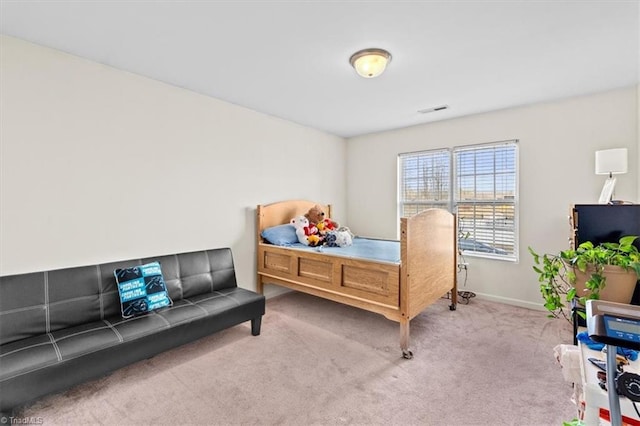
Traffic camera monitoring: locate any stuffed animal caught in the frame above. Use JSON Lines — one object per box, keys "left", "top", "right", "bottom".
{"left": 317, "top": 218, "right": 338, "bottom": 234}
{"left": 324, "top": 231, "right": 338, "bottom": 247}
{"left": 304, "top": 204, "right": 325, "bottom": 225}
{"left": 305, "top": 205, "right": 339, "bottom": 235}
{"left": 337, "top": 226, "right": 354, "bottom": 239}
{"left": 324, "top": 229, "right": 353, "bottom": 247}
{"left": 290, "top": 215, "right": 310, "bottom": 245}
{"left": 290, "top": 215, "right": 321, "bottom": 247}
{"left": 335, "top": 230, "right": 353, "bottom": 247}
{"left": 307, "top": 234, "right": 321, "bottom": 246}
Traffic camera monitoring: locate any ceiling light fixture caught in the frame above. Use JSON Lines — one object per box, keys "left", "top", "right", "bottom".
{"left": 349, "top": 48, "right": 392, "bottom": 78}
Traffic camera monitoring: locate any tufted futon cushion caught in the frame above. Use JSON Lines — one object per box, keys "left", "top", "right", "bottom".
{"left": 0, "top": 248, "right": 265, "bottom": 414}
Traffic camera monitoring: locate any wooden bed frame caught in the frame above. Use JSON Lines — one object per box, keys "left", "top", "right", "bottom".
{"left": 256, "top": 200, "right": 457, "bottom": 358}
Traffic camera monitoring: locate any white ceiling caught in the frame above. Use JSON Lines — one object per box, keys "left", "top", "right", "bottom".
{"left": 1, "top": 1, "right": 639, "bottom": 138}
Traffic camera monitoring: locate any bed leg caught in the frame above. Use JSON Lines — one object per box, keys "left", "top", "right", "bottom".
{"left": 450, "top": 288, "right": 457, "bottom": 311}
{"left": 400, "top": 318, "right": 413, "bottom": 359}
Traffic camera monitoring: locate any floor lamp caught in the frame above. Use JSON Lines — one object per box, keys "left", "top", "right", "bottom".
{"left": 595, "top": 148, "right": 628, "bottom": 204}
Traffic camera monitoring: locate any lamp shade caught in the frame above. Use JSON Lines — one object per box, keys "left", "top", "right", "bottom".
{"left": 595, "top": 148, "right": 628, "bottom": 175}
{"left": 349, "top": 48, "right": 392, "bottom": 78}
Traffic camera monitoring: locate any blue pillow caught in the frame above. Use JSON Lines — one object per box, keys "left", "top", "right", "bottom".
{"left": 261, "top": 224, "right": 298, "bottom": 246}
{"left": 114, "top": 262, "right": 173, "bottom": 319}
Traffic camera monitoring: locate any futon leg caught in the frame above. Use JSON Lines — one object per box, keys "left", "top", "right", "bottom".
{"left": 251, "top": 316, "right": 262, "bottom": 336}
{"left": 400, "top": 318, "right": 413, "bottom": 359}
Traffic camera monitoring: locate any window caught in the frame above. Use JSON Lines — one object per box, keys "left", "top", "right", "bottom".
{"left": 398, "top": 140, "right": 518, "bottom": 260}
{"left": 399, "top": 148, "right": 450, "bottom": 215}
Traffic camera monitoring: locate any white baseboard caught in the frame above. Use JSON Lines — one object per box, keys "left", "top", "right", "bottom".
{"left": 470, "top": 291, "right": 545, "bottom": 311}
{"left": 263, "top": 286, "right": 292, "bottom": 299}
{"left": 265, "top": 285, "right": 545, "bottom": 313}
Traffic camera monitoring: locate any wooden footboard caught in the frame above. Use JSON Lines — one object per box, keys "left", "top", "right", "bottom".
{"left": 258, "top": 244, "right": 401, "bottom": 319}
{"left": 401, "top": 208, "right": 457, "bottom": 320}
{"left": 399, "top": 208, "right": 457, "bottom": 357}
{"left": 257, "top": 200, "right": 456, "bottom": 358}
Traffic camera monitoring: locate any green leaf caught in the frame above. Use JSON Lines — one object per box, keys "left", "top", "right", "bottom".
{"left": 620, "top": 235, "right": 638, "bottom": 246}
{"left": 578, "top": 241, "right": 594, "bottom": 250}
{"left": 528, "top": 238, "right": 640, "bottom": 324}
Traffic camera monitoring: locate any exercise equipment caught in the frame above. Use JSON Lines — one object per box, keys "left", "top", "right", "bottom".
{"left": 587, "top": 300, "right": 640, "bottom": 426}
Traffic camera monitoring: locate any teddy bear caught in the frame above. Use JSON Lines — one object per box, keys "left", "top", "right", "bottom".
{"left": 290, "top": 215, "right": 321, "bottom": 246}
{"left": 305, "top": 205, "right": 339, "bottom": 236}
{"left": 304, "top": 204, "right": 324, "bottom": 225}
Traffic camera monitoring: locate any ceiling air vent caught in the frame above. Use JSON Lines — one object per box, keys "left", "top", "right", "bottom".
{"left": 417, "top": 105, "right": 449, "bottom": 114}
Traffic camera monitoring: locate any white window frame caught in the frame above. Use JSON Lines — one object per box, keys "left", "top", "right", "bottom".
{"left": 398, "top": 140, "right": 519, "bottom": 261}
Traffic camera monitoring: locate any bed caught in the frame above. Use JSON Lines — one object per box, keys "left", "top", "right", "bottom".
{"left": 256, "top": 200, "right": 457, "bottom": 358}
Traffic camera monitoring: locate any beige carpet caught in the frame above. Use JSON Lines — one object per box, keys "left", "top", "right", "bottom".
{"left": 15, "top": 292, "right": 576, "bottom": 425}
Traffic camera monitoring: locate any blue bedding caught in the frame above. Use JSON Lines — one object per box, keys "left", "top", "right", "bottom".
{"left": 283, "top": 237, "right": 400, "bottom": 264}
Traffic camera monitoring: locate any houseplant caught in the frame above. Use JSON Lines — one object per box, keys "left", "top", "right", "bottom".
{"left": 529, "top": 236, "right": 640, "bottom": 322}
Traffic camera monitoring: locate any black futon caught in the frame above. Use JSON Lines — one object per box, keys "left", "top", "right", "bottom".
{"left": 0, "top": 248, "right": 265, "bottom": 417}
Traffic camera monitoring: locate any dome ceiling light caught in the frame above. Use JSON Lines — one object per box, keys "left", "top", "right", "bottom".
{"left": 349, "top": 48, "right": 392, "bottom": 78}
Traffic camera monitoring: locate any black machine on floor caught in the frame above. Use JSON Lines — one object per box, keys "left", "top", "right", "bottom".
{"left": 570, "top": 204, "right": 640, "bottom": 345}
{"left": 587, "top": 300, "right": 640, "bottom": 426}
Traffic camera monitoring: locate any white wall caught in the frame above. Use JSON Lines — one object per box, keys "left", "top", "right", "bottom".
{"left": 2, "top": 34, "right": 638, "bottom": 310}
{"left": 0, "top": 35, "right": 347, "bottom": 297}
{"left": 347, "top": 87, "right": 639, "bottom": 309}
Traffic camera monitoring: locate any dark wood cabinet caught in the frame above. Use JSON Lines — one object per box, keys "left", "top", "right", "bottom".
{"left": 571, "top": 204, "right": 640, "bottom": 303}
{"left": 569, "top": 204, "right": 639, "bottom": 342}
{"left": 571, "top": 204, "right": 640, "bottom": 249}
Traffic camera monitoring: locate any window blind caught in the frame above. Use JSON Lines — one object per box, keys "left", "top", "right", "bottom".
{"left": 398, "top": 140, "right": 518, "bottom": 260}
{"left": 398, "top": 149, "right": 450, "bottom": 217}
{"left": 454, "top": 142, "right": 517, "bottom": 259}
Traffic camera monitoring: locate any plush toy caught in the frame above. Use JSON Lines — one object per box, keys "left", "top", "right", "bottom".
{"left": 337, "top": 226, "right": 354, "bottom": 239}
{"left": 324, "top": 231, "right": 338, "bottom": 247}
{"left": 335, "top": 230, "right": 353, "bottom": 247}
{"left": 290, "top": 215, "right": 321, "bottom": 247}
{"left": 304, "top": 204, "right": 325, "bottom": 225}
{"left": 307, "top": 234, "right": 321, "bottom": 246}
{"left": 317, "top": 218, "right": 338, "bottom": 234}
{"left": 305, "top": 205, "right": 339, "bottom": 235}
{"left": 324, "top": 229, "right": 353, "bottom": 247}
{"left": 290, "top": 215, "right": 310, "bottom": 245}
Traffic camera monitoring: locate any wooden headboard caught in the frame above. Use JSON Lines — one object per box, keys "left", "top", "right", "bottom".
{"left": 256, "top": 200, "right": 332, "bottom": 242}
